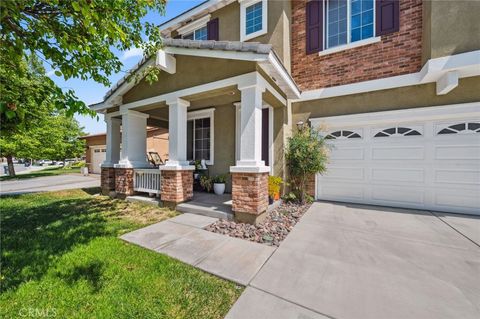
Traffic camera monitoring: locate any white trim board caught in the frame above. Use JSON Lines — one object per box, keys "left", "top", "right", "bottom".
{"left": 309, "top": 102, "right": 480, "bottom": 129}
{"left": 297, "top": 50, "right": 480, "bottom": 102}
{"left": 177, "top": 14, "right": 211, "bottom": 36}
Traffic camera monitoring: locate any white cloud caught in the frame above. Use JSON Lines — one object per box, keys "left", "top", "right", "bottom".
{"left": 121, "top": 47, "right": 144, "bottom": 61}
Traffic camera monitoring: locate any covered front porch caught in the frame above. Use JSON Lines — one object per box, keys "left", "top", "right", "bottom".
{"left": 95, "top": 40, "right": 299, "bottom": 224}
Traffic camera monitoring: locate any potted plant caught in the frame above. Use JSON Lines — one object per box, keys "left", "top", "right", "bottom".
{"left": 268, "top": 176, "right": 283, "bottom": 204}
{"left": 193, "top": 160, "right": 202, "bottom": 180}
{"left": 212, "top": 174, "right": 227, "bottom": 195}
{"left": 200, "top": 175, "right": 213, "bottom": 193}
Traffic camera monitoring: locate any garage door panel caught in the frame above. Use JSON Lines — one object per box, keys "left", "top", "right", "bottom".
{"left": 315, "top": 104, "right": 480, "bottom": 215}
{"left": 372, "top": 146, "right": 425, "bottom": 160}
{"left": 434, "top": 169, "right": 480, "bottom": 185}
{"left": 435, "top": 145, "right": 480, "bottom": 160}
{"left": 371, "top": 186, "right": 425, "bottom": 205}
{"left": 434, "top": 189, "right": 480, "bottom": 211}
{"left": 329, "top": 147, "right": 365, "bottom": 160}
{"left": 371, "top": 168, "right": 425, "bottom": 183}
{"left": 319, "top": 183, "right": 365, "bottom": 200}
{"left": 323, "top": 166, "right": 364, "bottom": 180}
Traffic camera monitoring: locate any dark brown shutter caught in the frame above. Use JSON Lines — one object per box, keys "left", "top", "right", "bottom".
{"left": 306, "top": 0, "right": 323, "bottom": 54}
{"left": 207, "top": 18, "right": 219, "bottom": 40}
{"left": 173, "top": 34, "right": 182, "bottom": 39}
{"left": 376, "top": 0, "right": 400, "bottom": 36}
{"left": 261, "top": 108, "right": 269, "bottom": 166}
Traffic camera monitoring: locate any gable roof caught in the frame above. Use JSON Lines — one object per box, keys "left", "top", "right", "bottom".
{"left": 91, "top": 39, "right": 300, "bottom": 111}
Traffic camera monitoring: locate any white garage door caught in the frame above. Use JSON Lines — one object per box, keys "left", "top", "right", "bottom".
{"left": 91, "top": 147, "right": 106, "bottom": 174}
{"left": 312, "top": 103, "right": 480, "bottom": 215}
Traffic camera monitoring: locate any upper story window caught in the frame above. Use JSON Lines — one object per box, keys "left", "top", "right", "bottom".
{"left": 326, "top": 0, "right": 374, "bottom": 49}
{"left": 240, "top": 0, "right": 268, "bottom": 41}
{"left": 183, "top": 25, "right": 208, "bottom": 40}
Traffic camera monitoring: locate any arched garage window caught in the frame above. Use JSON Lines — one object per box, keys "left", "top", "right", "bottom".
{"left": 326, "top": 130, "right": 361, "bottom": 139}
{"left": 438, "top": 122, "right": 480, "bottom": 135}
{"left": 374, "top": 127, "right": 421, "bottom": 137}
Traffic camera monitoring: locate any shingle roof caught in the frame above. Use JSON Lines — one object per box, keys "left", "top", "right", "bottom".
{"left": 100, "top": 39, "right": 273, "bottom": 102}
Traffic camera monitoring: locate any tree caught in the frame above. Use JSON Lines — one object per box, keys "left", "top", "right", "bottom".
{"left": 0, "top": 54, "right": 85, "bottom": 176}
{"left": 1, "top": 0, "right": 166, "bottom": 87}
{"left": 285, "top": 126, "right": 329, "bottom": 204}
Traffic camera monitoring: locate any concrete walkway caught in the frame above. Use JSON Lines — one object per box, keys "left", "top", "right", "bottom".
{"left": 0, "top": 174, "right": 100, "bottom": 195}
{"left": 121, "top": 213, "right": 275, "bottom": 285}
{"left": 227, "top": 202, "right": 480, "bottom": 319}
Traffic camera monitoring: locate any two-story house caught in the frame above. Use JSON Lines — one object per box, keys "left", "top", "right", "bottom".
{"left": 92, "top": 0, "right": 480, "bottom": 223}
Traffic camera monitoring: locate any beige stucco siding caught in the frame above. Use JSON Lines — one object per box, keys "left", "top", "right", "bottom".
{"left": 209, "top": 104, "right": 236, "bottom": 192}
{"left": 422, "top": 0, "right": 480, "bottom": 63}
{"left": 292, "top": 76, "right": 480, "bottom": 125}
{"left": 123, "top": 56, "right": 256, "bottom": 104}
{"left": 273, "top": 105, "right": 286, "bottom": 181}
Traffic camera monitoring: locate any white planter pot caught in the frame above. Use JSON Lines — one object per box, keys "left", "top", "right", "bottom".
{"left": 213, "top": 183, "right": 225, "bottom": 195}
{"left": 81, "top": 167, "right": 89, "bottom": 176}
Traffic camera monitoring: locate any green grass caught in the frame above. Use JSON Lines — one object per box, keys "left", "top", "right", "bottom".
{"left": 0, "top": 166, "right": 81, "bottom": 181}
{"left": 0, "top": 189, "right": 242, "bottom": 318}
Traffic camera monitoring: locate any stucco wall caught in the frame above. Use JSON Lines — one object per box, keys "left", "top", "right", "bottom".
{"left": 292, "top": 76, "right": 480, "bottom": 125}
{"left": 123, "top": 56, "right": 256, "bottom": 104}
{"left": 209, "top": 104, "right": 236, "bottom": 192}
{"left": 422, "top": 0, "right": 480, "bottom": 63}
{"left": 273, "top": 105, "right": 287, "bottom": 182}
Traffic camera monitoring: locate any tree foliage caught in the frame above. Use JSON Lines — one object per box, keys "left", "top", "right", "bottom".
{"left": 0, "top": 54, "right": 85, "bottom": 176}
{"left": 1, "top": 0, "right": 167, "bottom": 117}
{"left": 286, "top": 126, "right": 329, "bottom": 203}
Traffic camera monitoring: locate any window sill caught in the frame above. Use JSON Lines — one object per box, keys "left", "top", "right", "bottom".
{"left": 319, "top": 37, "right": 381, "bottom": 56}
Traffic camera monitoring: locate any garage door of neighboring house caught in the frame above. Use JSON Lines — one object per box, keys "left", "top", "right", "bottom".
{"left": 310, "top": 103, "right": 480, "bottom": 215}
{"left": 91, "top": 146, "right": 106, "bottom": 174}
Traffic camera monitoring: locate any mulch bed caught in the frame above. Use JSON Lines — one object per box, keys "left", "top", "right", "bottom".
{"left": 205, "top": 202, "right": 311, "bottom": 247}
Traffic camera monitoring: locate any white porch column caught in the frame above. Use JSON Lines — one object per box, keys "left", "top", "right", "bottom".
{"left": 231, "top": 84, "right": 269, "bottom": 172}
{"left": 164, "top": 98, "right": 192, "bottom": 168}
{"left": 116, "top": 110, "right": 150, "bottom": 168}
{"left": 102, "top": 116, "right": 121, "bottom": 167}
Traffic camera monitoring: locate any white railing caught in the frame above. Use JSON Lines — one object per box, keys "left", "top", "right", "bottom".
{"left": 133, "top": 169, "right": 161, "bottom": 194}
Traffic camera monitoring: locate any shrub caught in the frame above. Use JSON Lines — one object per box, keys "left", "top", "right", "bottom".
{"left": 212, "top": 174, "right": 227, "bottom": 184}
{"left": 268, "top": 176, "right": 283, "bottom": 199}
{"left": 286, "top": 126, "right": 329, "bottom": 204}
{"left": 200, "top": 175, "right": 213, "bottom": 192}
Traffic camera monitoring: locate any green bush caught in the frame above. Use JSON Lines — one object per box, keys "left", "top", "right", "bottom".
{"left": 286, "top": 126, "right": 329, "bottom": 204}
{"left": 212, "top": 174, "right": 227, "bottom": 184}
{"left": 200, "top": 175, "right": 213, "bottom": 192}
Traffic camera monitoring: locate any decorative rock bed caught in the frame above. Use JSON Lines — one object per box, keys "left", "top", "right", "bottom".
{"left": 205, "top": 202, "right": 311, "bottom": 247}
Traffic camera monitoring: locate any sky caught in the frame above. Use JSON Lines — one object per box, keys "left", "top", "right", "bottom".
{"left": 48, "top": 0, "right": 205, "bottom": 135}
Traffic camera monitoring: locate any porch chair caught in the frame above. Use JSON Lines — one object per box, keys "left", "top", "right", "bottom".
{"left": 147, "top": 152, "right": 164, "bottom": 167}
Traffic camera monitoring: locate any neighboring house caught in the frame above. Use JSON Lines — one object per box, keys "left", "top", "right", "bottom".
{"left": 91, "top": 0, "right": 480, "bottom": 223}
{"left": 80, "top": 128, "right": 169, "bottom": 173}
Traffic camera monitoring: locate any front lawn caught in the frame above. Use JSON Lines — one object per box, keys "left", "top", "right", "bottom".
{"left": 0, "top": 189, "right": 242, "bottom": 318}
{"left": 0, "top": 166, "right": 81, "bottom": 181}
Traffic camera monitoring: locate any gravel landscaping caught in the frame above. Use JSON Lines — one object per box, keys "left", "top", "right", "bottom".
{"left": 206, "top": 202, "right": 311, "bottom": 247}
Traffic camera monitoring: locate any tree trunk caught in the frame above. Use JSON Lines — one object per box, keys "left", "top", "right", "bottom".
{"left": 6, "top": 155, "right": 16, "bottom": 177}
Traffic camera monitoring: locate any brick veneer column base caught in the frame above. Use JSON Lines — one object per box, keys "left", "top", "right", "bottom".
{"left": 231, "top": 172, "right": 269, "bottom": 225}
{"left": 160, "top": 170, "right": 193, "bottom": 206}
{"left": 115, "top": 168, "right": 135, "bottom": 199}
{"left": 101, "top": 167, "right": 116, "bottom": 196}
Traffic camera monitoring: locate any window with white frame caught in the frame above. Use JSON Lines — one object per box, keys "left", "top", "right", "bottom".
{"left": 182, "top": 25, "right": 208, "bottom": 40}
{"left": 240, "top": 0, "right": 267, "bottom": 41}
{"left": 326, "top": 0, "right": 375, "bottom": 49}
{"left": 186, "top": 109, "right": 214, "bottom": 164}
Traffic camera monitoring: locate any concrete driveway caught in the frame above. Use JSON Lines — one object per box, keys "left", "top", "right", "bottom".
{"left": 0, "top": 174, "right": 100, "bottom": 195}
{"left": 227, "top": 202, "right": 480, "bottom": 319}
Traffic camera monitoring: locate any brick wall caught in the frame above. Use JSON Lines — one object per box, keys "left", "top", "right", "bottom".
{"left": 115, "top": 168, "right": 134, "bottom": 197}
{"left": 231, "top": 172, "right": 269, "bottom": 219}
{"left": 160, "top": 170, "right": 193, "bottom": 203}
{"left": 291, "top": 0, "right": 423, "bottom": 91}
{"left": 101, "top": 167, "right": 115, "bottom": 195}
